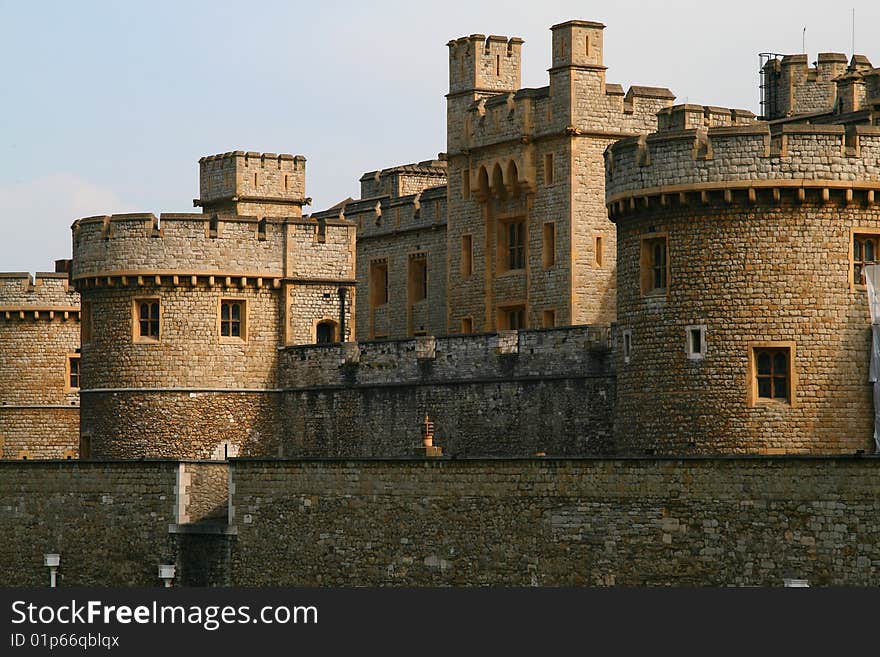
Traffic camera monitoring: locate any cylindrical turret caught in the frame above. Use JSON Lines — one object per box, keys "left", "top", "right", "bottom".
{"left": 606, "top": 117, "right": 880, "bottom": 454}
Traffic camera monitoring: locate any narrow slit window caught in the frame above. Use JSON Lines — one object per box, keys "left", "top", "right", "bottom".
{"left": 543, "top": 223, "right": 556, "bottom": 268}
{"left": 622, "top": 329, "right": 632, "bottom": 364}
{"left": 544, "top": 153, "right": 554, "bottom": 186}
{"left": 595, "top": 235, "right": 604, "bottom": 267}
{"left": 685, "top": 325, "right": 706, "bottom": 360}
{"left": 461, "top": 235, "right": 473, "bottom": 277}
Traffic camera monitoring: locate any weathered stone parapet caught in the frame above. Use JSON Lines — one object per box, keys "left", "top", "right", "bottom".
{"left": 278, "top": 325, "right": 611, "bottom": 389}
{"left": 71, "top": 213, "right": 288, "bottom": 279}
{"left": 606, "top": 122, "right": 880, "bottom": 213}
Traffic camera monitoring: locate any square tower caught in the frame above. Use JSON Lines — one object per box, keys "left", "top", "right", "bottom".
{"left": 196, "top": 151, "right": 307, "bottom": 217}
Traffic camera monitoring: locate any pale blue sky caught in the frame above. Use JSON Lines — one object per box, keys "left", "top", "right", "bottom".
{"left": 1, "top": 0, "right": 877, "bottom": 271}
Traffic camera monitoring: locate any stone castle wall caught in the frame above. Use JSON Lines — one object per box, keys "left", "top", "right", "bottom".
{"left": 445, "top": 21, "right": 676, "bottom": 335}
{"left": 337, "top": 185, "right": 447, "bottom": 339}
{"left": 0, "top": 273, "right": 80, "bottom": 459}
{"left": 607, "top": 122, "right": 880, "bottom": 454}
{"left": 228, "top": 456, "right": 880, "bottom": 586}
{"left": 276, "top": 326, "right": 615, "bottom": 456}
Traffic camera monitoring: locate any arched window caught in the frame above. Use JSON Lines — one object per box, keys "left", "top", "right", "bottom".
{"left": 316, "top": 320, "right": 338, "bottom": 344}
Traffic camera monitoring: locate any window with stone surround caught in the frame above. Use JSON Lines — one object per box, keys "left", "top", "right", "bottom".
{"left": 543, "top": 222, "right": 556, "bottom": 268}
{"left": 594, "top": 234, "right": 604, "bottom": 268}
{"left": 461, "top": 317, "right": 473, "bottom": 334}
{"left": 498, "top": 218, "right": 525, "bottom": 272}
{"left": 65, "top": 354, "right": 80, "bottom": 391}
{"left": 369, "top": 259, "right": 389, "bottom": 307}
{"left": 408, "top": 253, "right": 428, "bottom": 303}
{"left": 461, "top": 234, "right": 473, "bottom": 277}
{"left": 685, "top": 325, "right": 706, "bottom": 360}
{"left": 133, "top": 298, "right": 160, "bottom": 343}
{"left": 315, "top": 319, "right": 338, "bottom": 344}
{"left": 542, "top": 309, "right": 556, "bottom": 328}
{"left": 498, "top": 304, "right": 526, "bottom": 330}
{"left": 544, "top": 153, "right": 555, "bottom": 186}
{"left": 640, "top": 234, "right": 669, "bottom": 296}
{"left": 748, "top": 342, "right": 796, "bottom": 406}
{"left": 219, "top": 299, "right": 247, "bottom": 341}
{"left": 852, "top": 231, "right": 880, "bottom": 287}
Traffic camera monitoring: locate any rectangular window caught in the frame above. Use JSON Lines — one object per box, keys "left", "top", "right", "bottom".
{"left": 542, "top": 309, "right": 556, "bottom": 328}
{"left": 220, "top": 299, "right": 246, "bottom": 340}
{"left": 409, "top": 254, "right": 428, "bottom": 303}
{"left": 370, "top": 260, "right": 389, "bottom": 307}
{"left": 748, "top": 342, "right": 796, "bottom": 406}
{"left": 133, "top": 298, "right": 160, "bottom": 342}
{"left": 853, "top": 232, "right": 880, "bottom": 286}
{"left": 498, "top": 305, "right": 526, "bottom": 330}
{"left": 66, "top": 354, "right": 81, "bottom": 391}
{"left": 544, "top": 153, "right": 554, "bottom": 186}
{"left": 640, "top": 234, "right": 669, "bottom": 295}
{"left": 594, "top": 235, "right": 604, "bottom": 268}
{"left": 461, "top": 317, "right": 473, "bottom": 334}
{"left": 685, "top": 324, "right": 706, "bottom": 360}
{"left": 462, "top": 170, "right": 471, "bottom": 199}
{"left": 543, "top": 222, "right": 556, "bottom": 268}
{"left": 499, "top": 219, "right": 525, "bottom": 272}
{"left": 622, "top": 329, "right": 632, "bottom": 364}
{"left": 81, "top": 301, "right": 93, "bottom": 345}
{"left": 461, "top": 235, "right": 473, "bottom": 277}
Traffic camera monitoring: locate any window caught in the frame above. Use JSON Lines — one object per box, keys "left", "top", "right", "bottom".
{"left": 543, "top": 223, "right": 556, "bottom": 268}
{"left": 685, "top": 325, "right": 706, "bottom": 360}
{"left": 220, "top": 300, "right": 246, "bottom": 340}
{"left": 81, "top": 301, "right": 93, "bottom": 345}
{"left": 499, "top": 219, "right": 525, "bottom": 271}
{"left": 498, "top": 305, "right": 526, "bottom": 330}
{"left": 461, "top": 235, "right": 473, "bottom": 277}
{"left": 544, "top": 153, "right": 554, "bottom": 185}
{"left": 748, "top": 343, "right": 796, "bottom": 406}
{"left": 622, "top": 329, "right": 632, "bottom": 364}
{"left": 542, "top": 309, "right": 556, "bottom": 328}
{"left": 316, "top": 319, "right": 338, "bottom": 344}
{"left": 853, "top": 233, "right": 880, "bottom": 285}
{"left": 134, "top": 299, "right": 160, "bottom": 342}
{"left": 594, "top": 235, "right": 604, "bottom": 267}
{"left": 462, "top": 170, "right": 471, "bottom": 199}
{"left": 79, "top": 434, "right": 91, "bottom": 460}
{"left": 409, "top": 254, "right": 428, "bottom": 303}
{"left": 370, "top": 260, "right": 388, "bottom": 306}
{"left": 461, "top": 317, "right": 474, "bottom": 334}
{"left": 640, "top": 234, "right": 669, "bottom": 295}
{"left": 66, "top": 354, "right": 81, "bottom": 391}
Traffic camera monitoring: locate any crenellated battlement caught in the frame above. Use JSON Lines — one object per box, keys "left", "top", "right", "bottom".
{"left": 657, "top": 104, "right": 757, "bottom": 132}
{"left": 196, "top": 151, "right": 308, "bottom": 217}
{"left": 761, "top": 52, "right": 874, "bottom": 119}
{"left": 278, "top": 325, "right": 611, "bottom": 389}
{"left": 323, "top": 184, "right": 447, "bottom": 240}
{"left": 358, "top": 159, "right": 447, "bottom": 199}
{"left": 0, "top": 272, "right": 79, "bottom": 319}
{"left": 606, "top": 121, "right": 880, "bottom": 216}
{"left": 447, "top": 34, "right": 523, "bottom": 97}
{"left": 71, "top": 212, "right": 287, "bottom": 280}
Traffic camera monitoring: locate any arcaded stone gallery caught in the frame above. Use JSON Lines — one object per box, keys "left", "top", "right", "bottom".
{"left": 2, "top": 20, "right": 880, "bottom": 586}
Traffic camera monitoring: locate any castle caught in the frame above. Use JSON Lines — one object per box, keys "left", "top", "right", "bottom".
{"left": 2, "top": 20, "right": 880, "bottom": 587}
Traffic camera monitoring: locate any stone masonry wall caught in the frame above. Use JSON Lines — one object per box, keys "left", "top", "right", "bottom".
{"left": 0, "top": 273, "right": 80, "bottom": 459}
{"left": 228, "top": 456, "right": 880, "bottom": 586}
{"left": 345, "top": 186, "right": 447, "bottom": 339}
{"left": 277, "top": 326, "right": 614, "bottom": 456}
{"left": 0, "top": 461, "right": 179, "bottom": 586}
{"left": 608, "top": 122, "right": 880, "bottom": 455}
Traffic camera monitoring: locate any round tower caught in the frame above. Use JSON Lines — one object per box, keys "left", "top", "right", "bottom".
{"left": 606, "top": 114, "right": 880, "bottom": 454}
{"left": 72, "top": 152, "right": 356, "bottom": 459}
